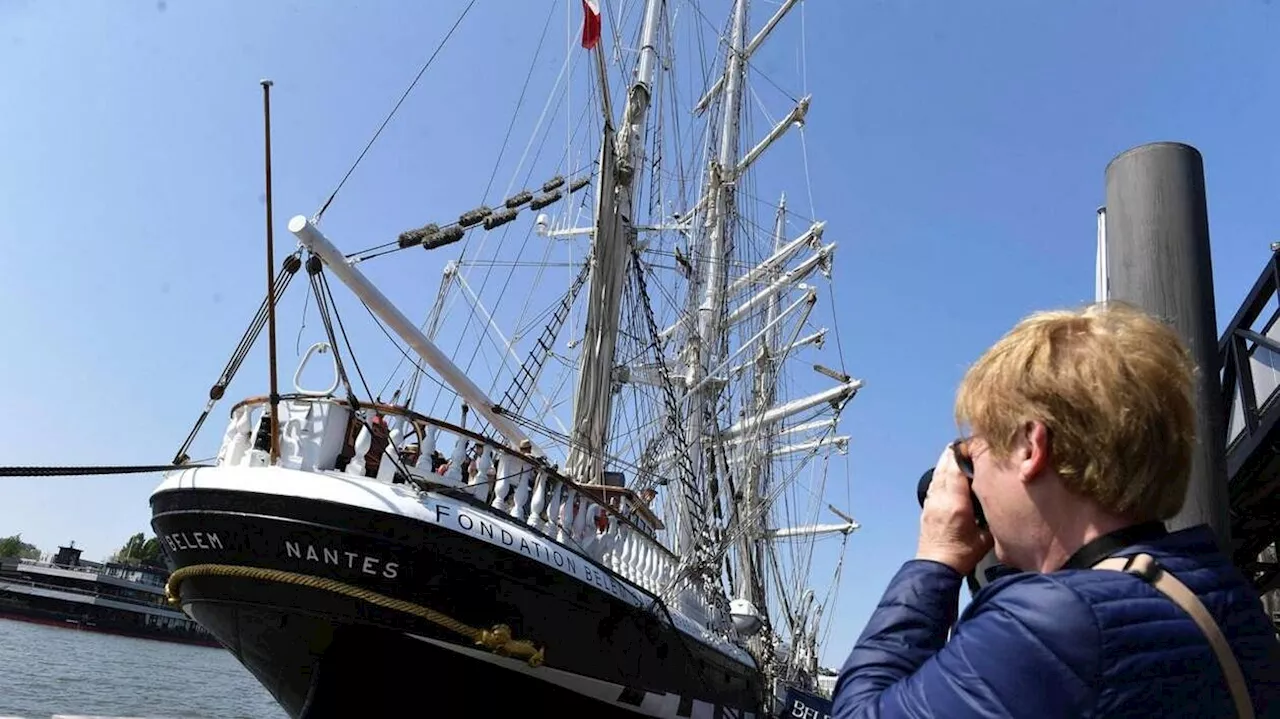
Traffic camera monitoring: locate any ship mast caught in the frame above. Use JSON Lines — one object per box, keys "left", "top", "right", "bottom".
{"left": 735, "top": 197, "right": 786, "bottom": 612}
{"left": 564, "top": 0, "right": 664, "bottom": 487}
{"left": 679, "top": 0, "right": 748, "bottom": 559}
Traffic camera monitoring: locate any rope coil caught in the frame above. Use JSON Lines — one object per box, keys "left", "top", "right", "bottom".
{"left": 166, "top": 563, "right": 544, "bottom": 667}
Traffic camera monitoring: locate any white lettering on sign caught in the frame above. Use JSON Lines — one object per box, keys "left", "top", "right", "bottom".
{"left": 163, "top": 532, "right": 224, "bottom": 552}
{"left": 790, "top": 699, "right": 830, "bottom": 719}
{"left": 417, "top": 496, "right": 638, "bottom": 604}
{"left": 283, "top": 541, "right": 399, "bottom": 580}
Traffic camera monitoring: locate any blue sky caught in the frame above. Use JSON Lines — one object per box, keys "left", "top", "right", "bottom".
{"left": 2, "top": 0, "right": 1279, "bottom": 672}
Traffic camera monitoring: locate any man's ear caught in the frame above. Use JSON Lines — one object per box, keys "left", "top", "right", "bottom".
{"left": 1019, "top": 420, "right": 1052, "bottom": 484}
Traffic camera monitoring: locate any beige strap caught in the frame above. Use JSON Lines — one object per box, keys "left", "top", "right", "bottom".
{"left": 1093, "top": 553, "right": 1255, "bottom": 719}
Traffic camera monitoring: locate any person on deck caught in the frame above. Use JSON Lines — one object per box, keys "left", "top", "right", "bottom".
{"left": 832, "top": 302, "right": 1280, "bottom": 718}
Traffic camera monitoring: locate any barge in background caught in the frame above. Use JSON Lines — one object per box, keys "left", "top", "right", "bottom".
{"left": 0, "top": 543, "right": 218, "bottom": 648}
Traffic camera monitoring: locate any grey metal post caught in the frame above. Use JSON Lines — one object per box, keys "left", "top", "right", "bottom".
{"left": 1103, "top": 142, "right": 1231, "bottom": 542}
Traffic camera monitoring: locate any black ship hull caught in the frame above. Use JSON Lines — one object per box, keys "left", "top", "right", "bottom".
{"left": 150, "top": 473, "right": 764, "bottom": 718}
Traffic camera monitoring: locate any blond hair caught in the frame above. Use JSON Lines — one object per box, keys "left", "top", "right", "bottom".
{"left": 954, "top": 302, "right": 1196, "bottom": 521}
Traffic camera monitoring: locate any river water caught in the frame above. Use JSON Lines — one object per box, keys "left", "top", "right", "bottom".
{"left": 0, "top": 618, "right": 286, "bottom": 718}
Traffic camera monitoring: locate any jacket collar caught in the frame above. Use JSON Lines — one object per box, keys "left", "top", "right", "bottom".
{"left": 1059, "top": 520, "right": 1168, "bottom": 571}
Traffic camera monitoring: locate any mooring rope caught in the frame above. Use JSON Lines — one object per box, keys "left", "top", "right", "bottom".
{"left": 0, "top": 464, "right": 209, "bottom": 477}
{"left": 167, "top": 563, "right": 545, "bottom": 667}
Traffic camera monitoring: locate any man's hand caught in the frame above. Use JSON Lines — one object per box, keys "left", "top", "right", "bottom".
{"left": 916, "top": 443, "right": 992, "bottom": 575}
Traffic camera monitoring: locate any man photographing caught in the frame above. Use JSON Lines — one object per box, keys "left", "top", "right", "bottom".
{"left": 832, "top": 302, "right": 1279, "bottom": 718}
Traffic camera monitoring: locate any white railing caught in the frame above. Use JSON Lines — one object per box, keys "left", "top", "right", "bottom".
{"left": 216, "top": 394, "right": 730, "bottom": 632}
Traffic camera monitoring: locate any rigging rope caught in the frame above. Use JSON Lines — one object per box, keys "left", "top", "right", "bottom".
{"left": 656, "top": 421, "right": 844, "bottom": 605}
{"left": 305, "top": 259, "right": 426, "bottom": 484}
{"left": 173, "top": 251, "right": 303, "bottom": 465}
{"left": 420, "top": 4, "right": 604, "bottom": 412}
{"left": 448, "top": 86, "right": 594, "bottom": 396}
{"left": 628, "top": 248, "right": 705, "bottom": 517}
{"left": 314, "top": 0, "right": 479, "bottom": 223}
{"left": 358, "top": 292, "right": 460, "bottom": 407}
{"left": 307, "top": 256, "right": 361, "bottom": 408}
{"left": 478, "top": 2, "right": 558, "bottom": 207}
{"left": 319, "top": 270, "right": 374, "bottom": 401}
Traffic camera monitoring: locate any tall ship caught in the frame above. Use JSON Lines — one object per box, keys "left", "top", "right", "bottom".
{"left": 0, "top": 543, "right": 217, "bottom": 647}
{"left": 149, "top": 1, "right": 858, "bottom": 716}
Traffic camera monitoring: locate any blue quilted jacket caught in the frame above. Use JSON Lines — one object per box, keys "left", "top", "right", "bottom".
{"left": 832, "top": 525, "right": 1280, "bottom": 718}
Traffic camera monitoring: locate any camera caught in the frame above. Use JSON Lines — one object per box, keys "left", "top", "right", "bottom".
{"left": 916, "top": 467, "right": 987, "bottom": 529}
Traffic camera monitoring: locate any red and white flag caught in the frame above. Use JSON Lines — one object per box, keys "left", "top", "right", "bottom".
{"left": 581, "top": 0, "right": 602, "bottom": 50}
